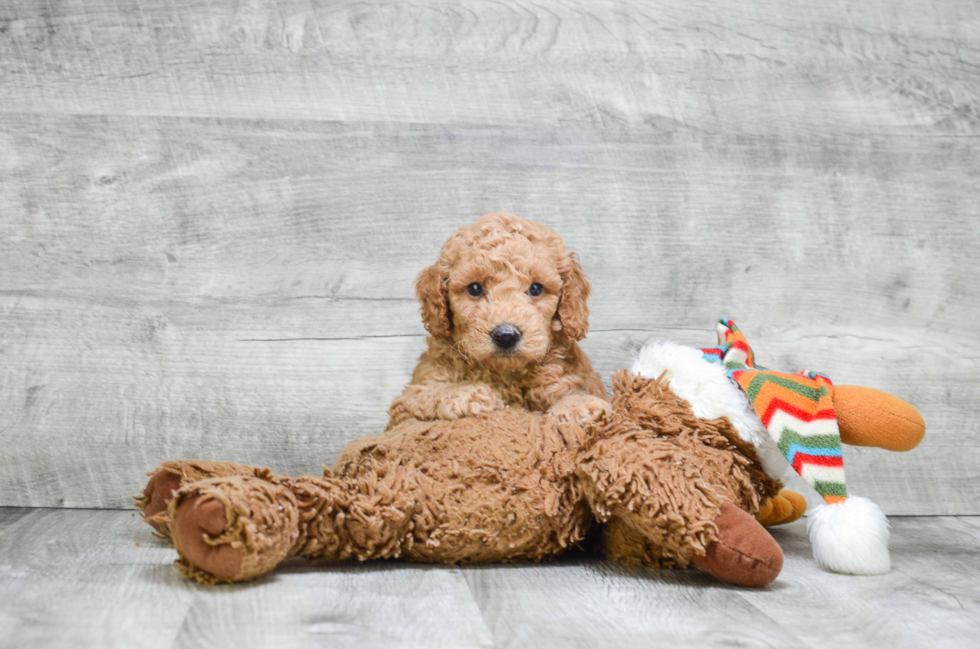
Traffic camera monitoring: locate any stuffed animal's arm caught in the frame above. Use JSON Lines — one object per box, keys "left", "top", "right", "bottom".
{"left": 386, "top": 382, "right": 505, "bottom": 428}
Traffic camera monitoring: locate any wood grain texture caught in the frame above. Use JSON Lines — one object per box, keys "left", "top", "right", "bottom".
{"left": 1, "top": 116, "right": 977, "bottom": 511}
{"left": 0, "top": 508, "right": 493, "bottom": 649}
{"left": 1, "top": 508, "right": 979, "bottom": 649}
{"left": 0, "top": 0, "right": 978, "bottom": 136}
{"left": 1, "top": 0, "right": 978, "bottom": 512}
{"left": 466, "top": 516, "right": 980, "bottom": 649}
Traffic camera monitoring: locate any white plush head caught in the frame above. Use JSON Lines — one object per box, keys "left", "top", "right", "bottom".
{"left": 630, "top": 341, "right": 787, "bottom": 478}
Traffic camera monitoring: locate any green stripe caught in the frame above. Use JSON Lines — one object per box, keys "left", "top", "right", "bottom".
{"left": 743, "top": 372, "right": 828, "bottom": 403}
{"left": 776, "top": 428, "right": 842, "bottom": 454}
{"left": 814, "top": 480, "right": 848, "bottom": 498}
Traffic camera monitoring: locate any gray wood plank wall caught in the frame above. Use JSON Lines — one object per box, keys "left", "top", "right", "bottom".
{"left": 1, "top": 0, "right": 977, "bottom": 512}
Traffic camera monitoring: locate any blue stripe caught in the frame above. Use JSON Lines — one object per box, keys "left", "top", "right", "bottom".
{"left": 785, "top": 443, "right": 842, "bottom": 467}
{"left": 702, "top": 348, "right": 725, "bottom": 365}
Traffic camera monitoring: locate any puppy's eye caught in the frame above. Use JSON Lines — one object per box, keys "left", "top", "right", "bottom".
{"left": 528, "top": 283, "right": 544, "bottom": 297}
{"left": 466, "top": 282, "right": 484, "bottom": 297}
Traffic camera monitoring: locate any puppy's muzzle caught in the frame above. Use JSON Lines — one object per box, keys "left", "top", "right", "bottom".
{"left": 490, "top": 324, "right": 522, "bottom": 351}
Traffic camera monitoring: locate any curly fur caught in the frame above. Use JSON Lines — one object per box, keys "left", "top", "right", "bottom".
{"left": 392, "top": 213, "right": 606, "bottom": 427}
{"left": 140, "top": 214, "right": 782, "bottom": 586}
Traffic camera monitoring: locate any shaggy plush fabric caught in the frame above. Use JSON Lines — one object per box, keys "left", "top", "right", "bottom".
{"left": 171, "top": 472, "right": 302, "bottom": 584}
{"left": 136, "top": 460, "right": 264, "bottom": 535}
{"left": 146, "top": 372, "right": 782, "bottom": 584}
{"left": 580, "top": 371, "right": 781, "bottom": 569}
{"left": 138, "top": 215, "right": 786, "bottom": 587}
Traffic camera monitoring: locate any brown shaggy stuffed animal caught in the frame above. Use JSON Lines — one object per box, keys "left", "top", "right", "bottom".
{"left": 138, "top": 213, "right": 785, "bottom": 587}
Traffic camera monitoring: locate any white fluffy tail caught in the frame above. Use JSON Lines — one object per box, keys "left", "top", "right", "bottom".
{"left": 806, "top": 496, "right": 890, "bottom": 575}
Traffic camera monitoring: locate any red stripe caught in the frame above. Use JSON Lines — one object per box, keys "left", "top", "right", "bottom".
{"left": 731, "top": 340, "right": 750, "bottom": 354}
{"left": 760, "top": 397, "right": 836, "bottom": 427}
{"left": 792, "top": 452, "right": 844, "bottom": 474}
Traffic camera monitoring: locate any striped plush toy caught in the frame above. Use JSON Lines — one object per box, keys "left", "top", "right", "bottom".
{"left": 632, "top": 319, "right": 926, "bottom": 575}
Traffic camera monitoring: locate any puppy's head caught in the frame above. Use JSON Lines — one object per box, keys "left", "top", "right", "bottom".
{"left": 416, "top": 213, "right": 590, "bottom": 369}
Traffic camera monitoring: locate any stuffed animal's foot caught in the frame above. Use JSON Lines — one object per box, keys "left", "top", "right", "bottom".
{"left": 138, "top": 469, "right": 183, "bottom": 534}
{"left": 757, "top": 489, "right": 807, "bottom": 527}
{"left": 170, "top": 475, "right": 301, "bottom": 584}
{"left": 833, "top": 385, "right": 925, "bottom": 452}
{"left": 692, "top": 502, "right": 783, "bottom": 587}
{"left": 173, "top": 496, "right": 243, "bottom": 581}
{"left": 136, "top": 461, "right": 271, "bottom": 535}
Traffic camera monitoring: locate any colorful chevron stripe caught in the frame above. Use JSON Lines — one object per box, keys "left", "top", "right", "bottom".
{"left": 702, "top": 319, "right": 848, "bottom": 505}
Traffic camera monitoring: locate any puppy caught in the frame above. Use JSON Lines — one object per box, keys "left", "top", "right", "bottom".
{"left": 141, "top": 213, "right": 784, "bottom": 588}
{"left": 387, "top": 213, "right": 609, "bottom": 430}
{"left": 140, "top": 212, "right": 607, "bottom": 534}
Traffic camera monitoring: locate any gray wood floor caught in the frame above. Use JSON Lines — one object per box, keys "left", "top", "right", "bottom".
{"left": 1, "top": 508, "right": 978, "bottom": 649}
{"left": 2, "top": 0, "right": 979, "bottom": 516}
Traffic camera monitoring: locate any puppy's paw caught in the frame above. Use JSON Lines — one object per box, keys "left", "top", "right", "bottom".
{"left": 549, "top": 394, "right": 613, "bottom": 428}
{"left": 435, "top": 384, "right": 506, "bottom": 420}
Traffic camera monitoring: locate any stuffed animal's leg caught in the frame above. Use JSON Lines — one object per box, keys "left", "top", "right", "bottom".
{"left": 136, "top": 460, "right": 264, "bottom": 534}
{"left": 169, "top": 470, "right": 419, "bottom": 584}
{"left": 689, "top": 502, "right": 783, "bottom": 586}
{"left": 601, "top": 503, "right": 783, "bottom": 587}
{"left": 580, "top": 433, "right": 782, "bottom": 586}
{"left": 757, "top": 489, "right": 808, "bottom": 527}
{"left": 579, "top": 434, "right": 722, "bottom": 570}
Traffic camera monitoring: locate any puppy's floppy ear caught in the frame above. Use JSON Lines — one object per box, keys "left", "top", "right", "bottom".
{"left": 557, "top": 252, "right": 590, "bottom": 341}
{"left": 415, "top": 263, "right": 453, "bottom": 338}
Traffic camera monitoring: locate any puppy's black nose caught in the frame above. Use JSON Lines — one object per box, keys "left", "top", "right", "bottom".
{"left": 490, "top": 324, "right": 522, "bottom": 350}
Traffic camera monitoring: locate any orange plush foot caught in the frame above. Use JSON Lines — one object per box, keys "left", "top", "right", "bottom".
{"left": 692, "top": 502, "right": 783, "bottom": 587}
{"left": 833, "top": 385, "right": 925, "bottom": 452}
{"left": 758, "top": 489, "right": 807, "bottom": 527}
{"left": 778, "top": 489, "right": 807, "bottom": 522}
